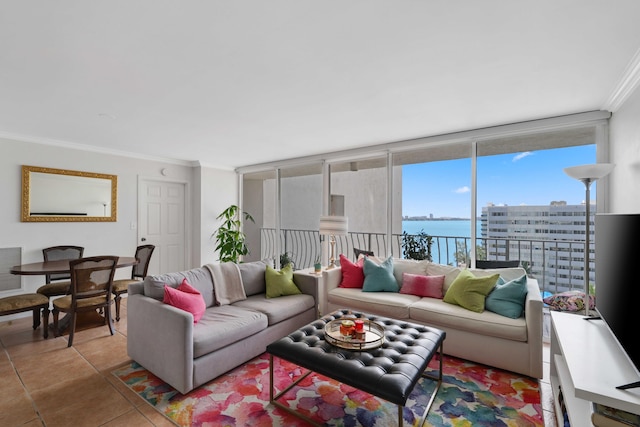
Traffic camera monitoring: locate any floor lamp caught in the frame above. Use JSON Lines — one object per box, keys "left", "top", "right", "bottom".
{"left": 563, "top": 163, "right": 614, "bottom": 316}
{"left": 319, "top": 216, "right": 348, "bottom": 269}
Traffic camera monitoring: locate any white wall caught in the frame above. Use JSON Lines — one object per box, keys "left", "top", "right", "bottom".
{"left": 0, "top": 137, "right": 236, "bottom": 300}
{"left": 196, "top": 166, "right": 238, "bottom": 266}
{"left": 609, "top": 87, "right": 640, "bottom": 213}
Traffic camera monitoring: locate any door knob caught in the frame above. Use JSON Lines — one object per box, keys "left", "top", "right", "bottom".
{"left": 141, "top": 237, "right": 146, "bottom": 242}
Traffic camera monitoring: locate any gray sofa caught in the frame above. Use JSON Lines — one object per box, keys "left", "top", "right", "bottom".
{"left": 127, "top": 261, "right": 317, "bottom": 394}
{"left": 323, "top": 258, "right": 543, "bottom": 379}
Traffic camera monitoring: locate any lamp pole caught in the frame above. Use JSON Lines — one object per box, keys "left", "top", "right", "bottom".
{"left": 582, "top": 178, "right": 593, "bottom": 317}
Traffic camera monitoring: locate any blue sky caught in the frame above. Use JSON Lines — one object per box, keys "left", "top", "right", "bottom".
{"left": 402, "top": 145, "right": 597, "bottom": 218}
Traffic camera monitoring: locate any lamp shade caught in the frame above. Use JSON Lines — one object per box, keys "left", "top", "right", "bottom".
{"left": 564, "top": 163, "right": 615, "bottom": 181}
{"left": 319, "top": 216, "right": 348, "bottom": 236}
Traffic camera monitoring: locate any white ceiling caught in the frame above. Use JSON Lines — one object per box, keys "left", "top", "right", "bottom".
{"left": 2, "top": 1, "right": 640, "bottom": 169}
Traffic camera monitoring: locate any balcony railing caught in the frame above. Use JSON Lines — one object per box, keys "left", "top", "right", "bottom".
{"left": 259, "top": 228, "right": 592, "bottom": 297}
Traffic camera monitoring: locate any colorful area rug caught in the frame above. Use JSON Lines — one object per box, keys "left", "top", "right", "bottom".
{"left": 113, "top": 353, "right": 543, "bottom": 426}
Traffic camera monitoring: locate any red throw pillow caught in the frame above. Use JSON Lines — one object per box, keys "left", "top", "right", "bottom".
{"left": 400, "top": 273, "right": 445, "bottom": 299}
{"left": 339, "top": 254, "right": 365, "bottom": 288}
{"left": 163, "top": 279, "right": 206, "bottom": 323}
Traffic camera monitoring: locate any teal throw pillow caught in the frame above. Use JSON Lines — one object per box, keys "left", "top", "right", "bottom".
{"left": 443, "top": 269, "right": 499, "bottom": 312}
{"left": 485, "top": 274, "right": 529, "bottom": 318}
{"left": 362, "top": 256, "right": 398, "bottom": 292}
{"left": 265, "top": 264, "right": 301, "bottom": 298}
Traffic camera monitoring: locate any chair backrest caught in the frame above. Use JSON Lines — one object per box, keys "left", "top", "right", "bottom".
{"left": 43, "top": 246, "right": 85, "bottom": 283}
{"left": 69, "top": 256, "right": 118, "bottom": 307}
{"left": 475, "top": 260, "right": 521, "bottom": 269}
{"left": 131, "top": 245, "right": 155, "bottom": 279}
{"left": 354, "top": 248, "right": 374, "bottom": 260}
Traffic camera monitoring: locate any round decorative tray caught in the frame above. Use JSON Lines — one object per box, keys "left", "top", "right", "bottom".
{"left": 324, "top": 318, "right": 385, "bottom": 350}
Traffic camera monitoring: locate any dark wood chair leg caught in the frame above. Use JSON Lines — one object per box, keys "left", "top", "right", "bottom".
{"left": 32, "top": 308, "right": 41, "bottom": 330}
{"left": 67, "top": 312, "right": 76, "bottom": 347}
{"left": 106, "top": 305, "right": 115, "bottom": 336}
{"left": 114, "top": 294, "right": 121, "bottom": 321}
{"left": 52, "top": 309, "right": 60, "bottom": 337}
{"left": 42, "top": 308, "right": 49, "bottom": 339}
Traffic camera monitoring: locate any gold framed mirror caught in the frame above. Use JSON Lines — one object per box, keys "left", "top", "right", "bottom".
{"left": 21, "top": 165, "right": 117, "bottom": 222}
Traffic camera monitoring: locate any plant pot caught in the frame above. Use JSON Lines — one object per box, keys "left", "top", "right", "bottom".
{"left": 314, "top": 263, "right": 322, "bottom": 273}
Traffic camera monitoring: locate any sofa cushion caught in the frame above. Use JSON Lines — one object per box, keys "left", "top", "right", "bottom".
{"left": 328, "top": 287, "right": 418, "bottom": 319}
{"left": 163, "top": 279, "right": 206, "bottom": 323}
{"left": 400, "top": 273, "right": 444, "bottom": 298}
{"left": 338, "top": 254, "right": 364, "bottom": 288}
{"left": 265, "top": 264, "right": 301, "bottom": 298}
{"left": 232, "top": 293, "right": 315, "bottom": 325}
{"left": 238, "top": 260, "right": 268, "bottom": 296}
{"left": 425, "top": 263, "right": 462, "bottom": 292}
{"left": 409, "top": 298, "right": 528, "bottom": 342}
{"left": 468, "top": 267, "right": 527, "bottom": 282}
{"left": 144, "top": 267, "right": 215, "bottom": 307}
{"left": 363, "top": 256, "right": 398, "bottom": 292}
{"left": 368, "top": 256, "right": 430, "bottom": 288}
{"left": 485, "top": 274, "right": 528, "bottom": 319}
{"left": 193, "top": 305, "right": 268, "bottom": 358}
{"left": 443, "top": 269, "right": 499, "bottom": 313}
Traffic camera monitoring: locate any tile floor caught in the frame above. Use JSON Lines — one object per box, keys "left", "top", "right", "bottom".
{"left": 0, "top": 302, "right": 557, "bottom": 426}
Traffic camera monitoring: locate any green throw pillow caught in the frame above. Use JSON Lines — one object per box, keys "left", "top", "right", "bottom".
{"left": 443, "top": 269, "right": 499, "bottom": 312}
{"left": 265, "top": 264, "right": 301, "bottom": 298}
{"left": 485, "top": 274, "right": 528, "bottom": 318}
{"left": 362, "top": 256, "right": 398, "bottom": 292}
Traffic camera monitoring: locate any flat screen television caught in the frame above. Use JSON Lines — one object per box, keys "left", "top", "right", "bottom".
{"left": 595, "top": 213, "right": 640, "bottom": 389}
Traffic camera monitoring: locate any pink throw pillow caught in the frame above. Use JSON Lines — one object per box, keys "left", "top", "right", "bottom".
{"left": 400, "top": 273, "right": 445, "bottom": 299}
{"left": 163, "top": 279, "right": 206, "bottom": 323}
{"left": 339, "top": 254, "right": 365, "bottom": 288}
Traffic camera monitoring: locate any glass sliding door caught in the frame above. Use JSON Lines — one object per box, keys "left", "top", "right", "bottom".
{"left": 393, "top": 142, "right": 472, "bottom": 265}
{"left": 329, "top": 156, "right": 389, "bottom": 262}
{"left": 242, "top": 170, "right": 277, "bottom": 264}
{"left": 476, "top": 126, "right": 599, "bottom": 296}
{"left": 279, "top": 163, "right": 323, "bottom": 269}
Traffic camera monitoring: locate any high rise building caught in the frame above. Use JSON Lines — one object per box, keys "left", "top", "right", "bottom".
{"left": 481, "top": 202, "right": 593, "bottom": 293}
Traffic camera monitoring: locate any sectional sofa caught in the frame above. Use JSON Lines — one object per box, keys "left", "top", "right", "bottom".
{"left": 322, "top": 257, "right": 543, "bottom": 378}
{"left": 127, "top": 261, "right": 318, "bottom": 394}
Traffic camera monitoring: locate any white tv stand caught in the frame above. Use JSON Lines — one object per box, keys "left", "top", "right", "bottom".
{"left": 550, "top": 311, "right": 640, "bottom": 426}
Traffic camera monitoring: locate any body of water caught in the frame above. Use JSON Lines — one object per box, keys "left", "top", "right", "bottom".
{"left": 402, "top": 219, "right": 481, "bottom": 238}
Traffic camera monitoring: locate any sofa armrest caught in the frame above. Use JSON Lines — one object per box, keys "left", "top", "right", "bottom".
{"left": 294, "top": 270, "right": 321, "bottom": 316}
{"left": 127, "top": 293, "right": 195, "bottom": 394}
{"left": 128, "top": 281, "right": 144, "bottom": 295}
{"left": 524, "top": 277, "right": 544, "bottom": 377}
{"left": 322, "top": 267, "right": 342, "bottom": 293}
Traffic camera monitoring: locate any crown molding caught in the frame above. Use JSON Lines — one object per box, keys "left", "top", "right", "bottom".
{"left": 603, "top": 47, "right": 640, "bottom": 112}
{"left": 0, "top": 131, "right": 194, "bottom": 167}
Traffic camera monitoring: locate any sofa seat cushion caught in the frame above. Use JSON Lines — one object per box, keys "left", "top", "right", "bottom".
{"left": 409, "top": 298, "right": 527, "bottom": 342}
{"left": 193, "top": 305, "right": 267, "bottom": 358}
{"left": 232, "top": 293, "right": 315, "bottom": 325}
{"left": 328, "top": 288, "right": 419, "bottom": 319}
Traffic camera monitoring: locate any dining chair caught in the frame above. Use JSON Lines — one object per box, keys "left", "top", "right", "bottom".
{"left": 112, "top": 244, "right": 155, "bottom": 321}
{"left": 52, "top": 256, "right": 118, "bottom": 347}
{"left": 36, "top": 246, "right": 85, "bottom": 302}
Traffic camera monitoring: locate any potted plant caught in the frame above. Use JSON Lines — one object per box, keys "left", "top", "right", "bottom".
{"left": 279, "top": 252, "right": 295, "bottom": 269}
{"left": 402, "top": 229, "right": 433, "bottom": 261}
{"left": 314, "top": 256, "right": 322, "bottom": 273}
{"left": 213, "top": 205, "right": 254, "bottom": 263}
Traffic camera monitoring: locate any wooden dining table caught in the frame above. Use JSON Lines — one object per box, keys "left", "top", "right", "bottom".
{"left": 10, "top": 256, "right": 138, "bottom": 275}
{"left": 10, "top": 256, "right": 139, "bottom": 335}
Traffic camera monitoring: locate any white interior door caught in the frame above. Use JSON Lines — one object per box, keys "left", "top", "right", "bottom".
{"left": 138, "top": 179, "right": 187, "bottom": 275}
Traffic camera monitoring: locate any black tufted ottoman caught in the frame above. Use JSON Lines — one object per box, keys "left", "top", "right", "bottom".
{"left": 266, "top": 309, "right": 446, "bottom": 426}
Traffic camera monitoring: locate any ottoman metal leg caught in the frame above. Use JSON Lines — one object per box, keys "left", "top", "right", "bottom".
{"left": 417, "top": 341, "right": 444, "bottom": 427}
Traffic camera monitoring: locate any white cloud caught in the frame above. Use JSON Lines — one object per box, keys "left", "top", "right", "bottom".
{"left": 513, "top": 151, "right": 533, "bottom": 162}
{"left": 454, "top": 186, "right": 470, "bottom": 194}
